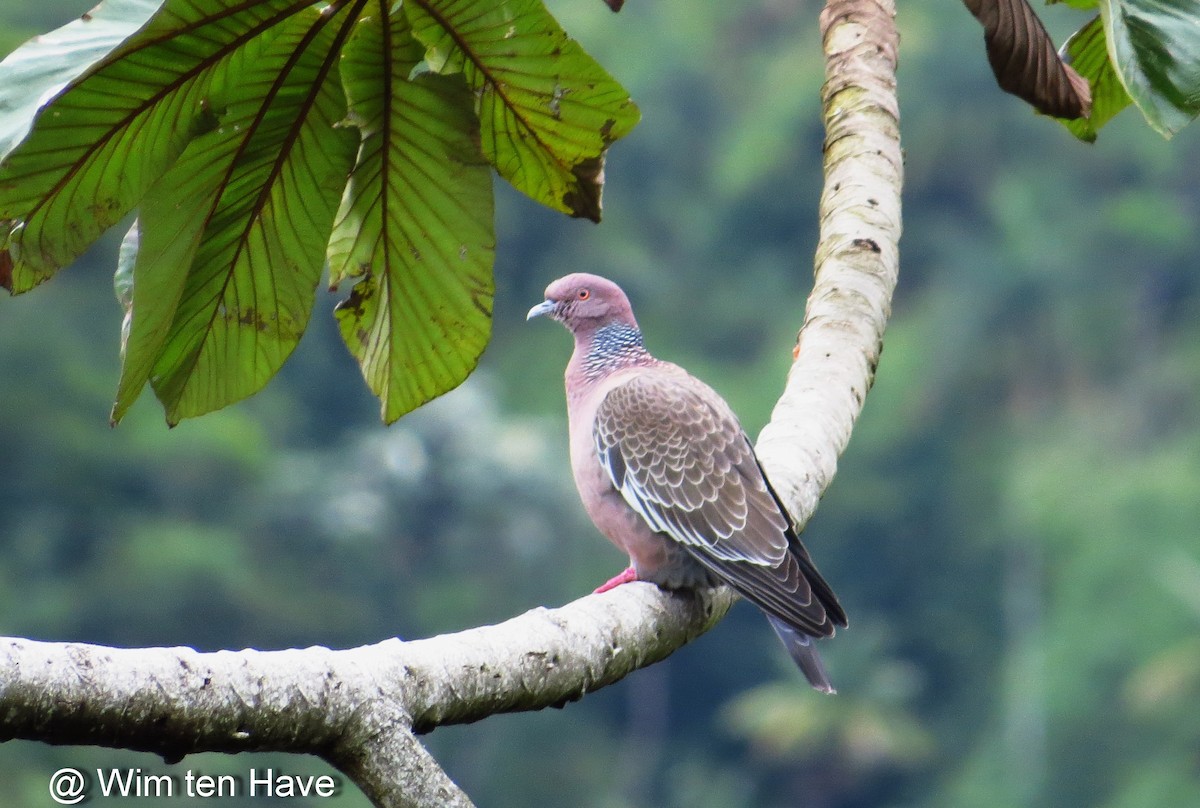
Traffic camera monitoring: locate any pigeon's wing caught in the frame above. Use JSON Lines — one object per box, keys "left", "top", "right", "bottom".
{"left": 593, "top": 372, "right": 845, "bottom": 638}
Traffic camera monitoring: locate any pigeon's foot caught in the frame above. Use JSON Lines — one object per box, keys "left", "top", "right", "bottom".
{"left": 594, "top": 567, "right": 638, "bottom": 593}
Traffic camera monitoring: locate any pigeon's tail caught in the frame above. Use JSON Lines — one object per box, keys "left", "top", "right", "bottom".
{"left": 766, "top": 614, "right": 837, "bottom": 694}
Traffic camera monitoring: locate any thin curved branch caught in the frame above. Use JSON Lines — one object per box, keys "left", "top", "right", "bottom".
{"left": 756, "top": 0, "right": 902, "bottom": 527}
{"left": 399, "top": 582, "right": 734, "bottom": 730}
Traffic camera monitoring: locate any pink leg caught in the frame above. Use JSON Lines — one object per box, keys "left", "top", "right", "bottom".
{"left": 594, "top": 566, "right": 638, "bottom": 593}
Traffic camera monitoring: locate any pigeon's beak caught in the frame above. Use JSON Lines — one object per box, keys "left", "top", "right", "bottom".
{"left": 526, "top": 299, "right": 557, "bottom": 321}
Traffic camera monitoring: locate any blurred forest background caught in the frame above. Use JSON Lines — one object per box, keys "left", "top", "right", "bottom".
{"left": 3, "top": 0, "right": 1200, "bottom": 805}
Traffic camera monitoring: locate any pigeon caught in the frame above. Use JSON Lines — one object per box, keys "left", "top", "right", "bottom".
{"left": 528, "top": 273, "right": 847, "bottom": 692}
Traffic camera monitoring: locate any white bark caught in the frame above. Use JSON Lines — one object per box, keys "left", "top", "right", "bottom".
{"left": 0, "top": 0, "right": 902, "bottom": 804}
{"left": 757, "top": 0, "right": 902, "bottom": 527}
{"left": 0, "top": 584, "right": 735, "bottom": 808}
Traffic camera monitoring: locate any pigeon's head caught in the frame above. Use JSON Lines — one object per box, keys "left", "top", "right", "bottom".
{"left": 526, "top": 273, "right": 638, "bottom": 334}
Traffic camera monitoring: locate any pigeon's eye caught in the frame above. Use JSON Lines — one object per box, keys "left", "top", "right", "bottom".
{"left": 577, "top": 289, "right": 590, "bottom": 300}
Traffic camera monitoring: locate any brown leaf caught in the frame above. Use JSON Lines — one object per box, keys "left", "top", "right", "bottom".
{"left": 0, "top": 248, "right": 12, "bottom": 293}
{"left": 602, "top": 0, "right": 624, "bottom": 11}
{"left": 962, "top": 0, "right": 1092, "bottom": 119}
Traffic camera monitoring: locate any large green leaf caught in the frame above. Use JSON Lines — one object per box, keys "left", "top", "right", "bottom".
{"left": 1059, "top": 14, "right": 1132, "bottom": 141}
{"left": 0, "top": 0, "right": 319, "bottom": 293}
{"left": 1102, "top": 0, "right": 1200, "bottom": 137}
{"left": 328, "top": 7, "right": 494, "bottom": 424}
{"left": 405, "top": 0, "right": 639, "bottom": 221}
{"left": 112, "top": 37, "right": 263, "bottom": 423}
{"left": 116, "top": 3, "right": 361, "bottom": 424}
{"left": 0, "top": 0, "right": 160, "bottom": 161}
{"left": 0, "top": 0, "right": 639, "bottom": 424}
{"left": 111, "top": 158, "right": 214, "bottom": 424}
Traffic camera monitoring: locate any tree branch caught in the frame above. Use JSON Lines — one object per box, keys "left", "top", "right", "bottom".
{"left": 757, "top": 0, "right": 902, "bottom": 527}
{"left": 0, "top": 585, "right": 735, "bottom": 807}
{"left": 0, "top": 0, "right": 903, "bottom": 804}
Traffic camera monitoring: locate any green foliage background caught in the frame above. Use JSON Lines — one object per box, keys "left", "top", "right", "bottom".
{"left": 2, "top": 0, "right": 1200, "bottom": 806}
